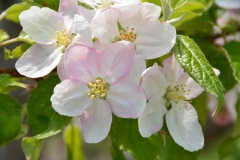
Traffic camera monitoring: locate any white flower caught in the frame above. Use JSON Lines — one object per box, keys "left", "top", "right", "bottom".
{"left": 79, "top": 0, "right": 140, "bottom": 22}
{"left": 138, "top": 54, "right": 206, "bottom": 152}
{"left": 51, "top": 41, "right": 146, "bottom": 143}
{"left": 90, "top": 2, "right": 176, "bottom": 82}
{"left": 16, "top": 0, "right": 92, "bottom": 78}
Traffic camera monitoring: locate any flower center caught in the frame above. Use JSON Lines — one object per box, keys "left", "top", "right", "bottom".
{"left": 87, "top": 77, "right": 110, "bottom": 100}
{"left": 163, "top": 84, "right": 191, "bottom": 104}
{"left": 119, "top": 27, "right": 137, "bottom": 42}
{"left": 50, "top": 24, "right": 72, "bottom": 48}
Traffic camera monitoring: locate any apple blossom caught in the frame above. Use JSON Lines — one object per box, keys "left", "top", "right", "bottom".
{"left": 15, "top": 0, "right": 92, "bottom": 78}
{"left": 91, "top": 2, "right": 176, "bottom": 82}
{"left": 51, "top": 41, "right": 146, "bottom": 143}
{"left": 78, "top": 0, "right": 140, "bottom": 22}
{"left": 138, "top": 54, "right": 206, "bottom": 152}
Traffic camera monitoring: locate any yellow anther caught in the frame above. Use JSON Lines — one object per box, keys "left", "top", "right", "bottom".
{"left": 91, "top": 95, "right": 95, "bottom": 99}
{"left": 87, "top": 78, "right": 110, "bottom": 100}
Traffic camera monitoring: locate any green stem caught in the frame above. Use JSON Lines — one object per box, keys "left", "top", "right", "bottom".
{"left": 0, "top": 38, "right": 20, "bottom": 48}
{"left": 0, "top": 12, "right": 6, "bottom": 22}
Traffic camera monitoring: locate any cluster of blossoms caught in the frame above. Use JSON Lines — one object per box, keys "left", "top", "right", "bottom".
{"left": 15, "top": 0, "right": 209, "bottom": 151}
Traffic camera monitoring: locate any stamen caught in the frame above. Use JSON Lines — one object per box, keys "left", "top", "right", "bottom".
{"left": 87, "top": 77, "right": 110, "bottom": 100}
{"left": 119, "top": 26, "right": 137, "bottom": 42}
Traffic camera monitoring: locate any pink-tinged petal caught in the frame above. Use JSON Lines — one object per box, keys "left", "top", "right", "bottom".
{"left": 19, "top": 6, "right": 64, "bottom": 44}
{"left": 127, "top": 54, "right": 146, "bottom": 83}
{"left": 58, "top": 0, "right": 80, "bottom": 19}
{"left": 112, "top": 0, "right": 140, "bottom": 8}
{"left": 80, "top": 98, "right": 112, "bottom": 143}
{"left": 135, "top": 21, "right": 176, "bottom": 59}
{"left": 73, "top": 14, "right": 93, "bottom": 47}
{"left": 15, "top": 44, "right": 62, "bottom": 78}
{"left": 79, "top": 5, "right": 97, "bottom": 23}
{"left": 64, "top": 42, "right": 98, "bottom": 82}
{"left": 51, "top": 79, "right": 92, "bottom": 116}
{"left": 107, "top": 79, "right": 146, "bottom": 118}
{"left": 138, "top": 96, "right": 167, "bottom": 137}
{"left": 57, "top": 56, "right": 69, "bottom": 81}
{"left": 140, "top": 63, "right": 168, "bottom": 100}
{"left": 215, "top": 0, "right": 240, "bottom": 9}
{"left": 93, "top": 40, "right": 111, "bottom": 52}
{"left": 98, "top": 41, "right": 135, "bottom": 84}
{"left": 91, "top": 8, "right": 120, "bottom": 43}
{"left": 166, "top": 101, "right": 204, "bottom": 152}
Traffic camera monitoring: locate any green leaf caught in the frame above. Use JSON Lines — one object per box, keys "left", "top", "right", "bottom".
{"left": 4, "top": 43, "right": 31, "bottom": 60}
{"left": 0, "top": 30, "right": 9, "bottom": 43}
{"left": 192, "top": 92, "right": 208, "bottom": 125}
{"left": 5, "top": 2, "right": 31, "bottom": 23}
{"left": 63, "top": 125, "right": 86, "bottom": 160}
{"left": 109, "top": 116, "right": 164, "bottom": 160}
{"left": 166, "top": 14, "right": 186, "bottom": 24}
{"left": 161, "top": 0, "right": 172, "bottom": 21}
{"left": 27, "top": 74, "right": 71, "bottom": 139}
{"left": 110, "top": 142, "right": 126, "bottom": 160}
{"left": 169, "top": 0, "right": 188, "bottom": 9}
{"left": 193, "top": 38, "right": 237, "bottom": 91}
{"left": 219, "top": 136, "right": 240, "bottom": 160}
{"left": 13, "top": 125, "right": 28, "bottom": 141}
{"left": 0, "top": 94, "right": 22, "bottom": 146}
{"left": 173, "top": 35, "right": 225, "bottom": 115}
{"left": 33, "top": 0, "right": 60, "bottom": 11}
{"left": 18, "top": 31, "right": 35, "bottom": 44}
{"left": 224, "top": 41, "right": 240, "bottom": 82}
{"left": 0, "top": 74, "right": 26, "bottom": 88}
{"left": 22, "top": 137, "right": 44, "bottom": 160}
{"left": 160, "top": 138, "right": 200, "bottom": 160}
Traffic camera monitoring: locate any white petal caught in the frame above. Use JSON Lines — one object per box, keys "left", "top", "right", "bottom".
{"left": 80, "top": 98, "right": 112, "bottom": 143}
{"left": 19, "top": 6, "right": 64, "bottom": 44}
{"left": 15, "top": 44, "right": 62, "bottom": 78}
{"left": 91, "top": 8, "right": 120, "bottom": 43}
{"left": 138, "top": 96, "right": 167, "bottom": 137}
{"left": 93, "top": 40, "right": 111, "bottom": 52}
{"left": 51, "top": 79, "right": 92, "bottom": 116}
{"left": 135, "top": 21, "right": 176, "bottom": 59}
{"left": 140, "top": 63, "right": 168, "bottom": 100}
{"left": 79, "top": 5, "right": 97, "bottom": 23}
{"left": 57, "top": 56, "right": 69, "bottom": 81}
{"left": 166, "top": 101, "right": 204, "bottom": 152}
{"left": 224, "top": 86, "right": 238, "bottom": 121}
{"left": 140, "top": 2, "right": 161, "bottom": 20}
{"left": 58, "top": 0, "right": 80, "bottom": 19}
{"left": 73, "top": 14, "right": 93, "bottom": 47}
{"left": 162, "top": 54, "right": 184, "bottom": 86}
{"left": 107, "top": 79, "right": 146, "bottom": 118}
{"left": 127, "top": 54, "right": 146, "bottom": 83}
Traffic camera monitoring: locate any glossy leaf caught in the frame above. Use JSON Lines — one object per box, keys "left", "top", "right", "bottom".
{"left": 0, "top": 30, "right": 9, "bottom": 43}
{"left": 63, "top": 125, "right": 86, "bottom": 160}
{"left": 0, "top": 94, "right": 22, "bottom": 146}
{"left": 27, "top": 74, "right": 71, "bottom": 139}
{"left": 173, "top": 35, "right": 225, "bottom": 115}
{"left": 22, "top": 137, "right": 44, "bottom": 160}
{"left": 5, "top": 2, "right": 31, "bottom": 23}
{"left": 109, "top": 116, "right": 163, "bottom": 160}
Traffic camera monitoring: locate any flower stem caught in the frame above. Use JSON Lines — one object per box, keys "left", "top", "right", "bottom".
{"left": 0, "top": 38, "right": 20, "bottom": 48}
